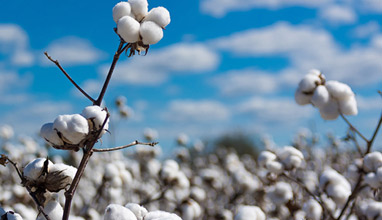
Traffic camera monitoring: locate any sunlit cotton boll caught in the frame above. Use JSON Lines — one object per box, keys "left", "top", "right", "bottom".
{"left": 128, "top": 0, "right": 148, "bottom": 21}
{"left": 297, "top": 73, "right": 322, "bottom": 93}
{"left": 311, "top": 85, "right": 330, "bottom": 109}
{"left": 40, "top": 123, "right": 64, "bottom": 146}
{"left": 144, "top": 211, "right": 182, "bottom": 220}
{"left": 267, "top": 182, "right": 293, "bottom": 206}
{"left": 53, "top": 114, "right": 89, "bottom": 145}
{"left": 125, "top": 203, "right": 148, "bottom": 220}
{"left": 257, "top": 151, "right": 277, "bottom": 167}
{"left": 234, "top": 205, "right": 265, "bottom": 220}
{"left": 338, "top": 95, "right": 357, "bottom": 116}
{"left": 81, "top": 106, "right": 109, "bottom": 136}
{"left": 364, "top": 172, "right": 381, "bottom": 189}
{"left": 117, "top": 16, "right": 140, "bottom": 43}
{"left": 319, "top": 97, "right": 340, "bottom": 120}
{"left": 295, "top": 89, "right": 312, "bottom": 105}
{"left": 144, "top": 7, "right": 170, "bottom": 28}
{"left": 363, "top": 152, "right": 382, "bottom": 173}
{"left": 303, "top": 199, "right": 322, "bottom": 220}
{"left": 37, "top": 199, "right": 63, "bottom": 220}
{"left": 23, "top": 158, "right": 53, "bottom": 181}
{"left": 277, "top": 146, "right": 304, "bottom": 170}
{"left": 104, "top": 204, "right": 137, "bottom": 220}
{"left": 140, "top": 21, "right": 163, "bottom": 45}
{"left": 325, "top": 80, "right": 354, "bottom": 100}
{"left": 113, "top": 2, "right": 132, "bottom": 23}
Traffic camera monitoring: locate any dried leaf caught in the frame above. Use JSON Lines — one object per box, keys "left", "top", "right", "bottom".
{"left": 0, "top": 154, "right": 8, "bottom": 167}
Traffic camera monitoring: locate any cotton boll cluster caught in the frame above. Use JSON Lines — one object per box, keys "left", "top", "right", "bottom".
{"left": 362, "top": 152, "right": 382, "bottom": 189}
{"left": 295, "top": 69, "right": 357, "bottom": 120}
{"left": 113, "top": 0, "right": 170, "bottom": 52}
{"left": 319, "top": 168, "right": 351, "bottom": 205}
{"left": 358, "top": 200, "right": 382, "bottom": 220}
{"left": 258, "top": 146, "right": 304, "bottom": 175}
{"left": 40, "top": 106, "right": 109, "bottom": 151}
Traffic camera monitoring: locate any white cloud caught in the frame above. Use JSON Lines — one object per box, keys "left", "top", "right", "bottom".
{"left": 351, "top": 21, "right": 380, "bottom": 38}
{"left": 236, "top": 96, "right": 313, "bottom": 122}
{"left": 0, "top": 24, "right": 34, "bottom": 66}
{"left": 319, "top": 5, "right": 357, "bottom": 25}
{"left": 42, "top": 36, "right": 105, "bottom": 66}
{"left": 356, "top": 95, "right": 382, "bottom": 111}
{"left": 0, "top": 70, "right": 32, "bottom": 92}
{"left": 162, "top": 99, "right": 230, "bottom": 122}
{"left": 200, "top": 0, "right": 333, "bottom": 17}
{"left": 102, "top": 43, "right": 220, "bottom": 85}
{"left": 359, "top": 0, "right": 382, "bottom": 13}
{"left": 211, "top": 69, "right": 279, "bottom": 96}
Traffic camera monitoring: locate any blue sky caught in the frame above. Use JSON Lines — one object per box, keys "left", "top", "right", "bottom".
{"left": 1, "top": 0, "right": 382, "bottom": 151}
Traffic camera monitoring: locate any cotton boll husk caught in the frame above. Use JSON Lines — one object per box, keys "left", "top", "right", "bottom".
{"left": 294, "top": 89, "right": 312, "bottom": 105}
{"left": 128, "top": 0, "right": 148, "bottom": 21}
{"left": 124, "top": 203, "right": 148, "bottom": 220}
{"left": 364, "top": 172, "right": 381, "bottom": 189}
{"left": 338, "top": 95, "right": 357, "bottom": 115}
{"left": 144, "top": 7, "right": 170, "bottom": 28}
{"left": 267, "top": 182, "right": 293, "bottom": 205}
{"left": 113, "top": 2, "right": 132, "bottom": 23}
{"left": 325, "top": 80, "right": 354, "bottom": 100}
{"left": 37, "top": 199, "right": 63, "bottom": 220}
{"left": 297, "top": 74, "right": 321, "bottom": 93}
{"left": 311, "top": 85, "right": 330, "bottom": 109}
{"left": 257, "top": 151, "right": 277, "bottom": 167}
{"left": 40, "top": 123, "right": 64, "bottom": 146}
{"left": 53, "top": 114, "right": 89, "bottom": 145}
{"left": 140, "top": 21, "right": 163, "bottom": 45}
{"left": 23, "top": 158, "right": 53, "bottom": 181}
{"left": 319, "top": 98, "right": 339, "bottom": 120}
{"left": 234, "top": 205, "right": 265, "bottom": 220}
{"left": 363, "top": 152, "right": 382, "bottom": 173}
{"left": 144, "top": 210, "right": 182, "bottom": 220}
{"left": 50, "top": 163, "right": 77, "bottom": 182}
{"left": 303, "top": 199, "right": 322, "bottom": 220}
{"left": 117, "top": 16, "right": 140, "bottom": 43}
{"left": 81, "top": 106, "right": 109, "bottom": 135}
{"left": 104, "top": 204, "right": 137, "bottom": 220}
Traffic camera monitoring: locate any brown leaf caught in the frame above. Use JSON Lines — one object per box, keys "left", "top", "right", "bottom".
{"left": 0, "top": 154, "right": 8, "bottom": 167}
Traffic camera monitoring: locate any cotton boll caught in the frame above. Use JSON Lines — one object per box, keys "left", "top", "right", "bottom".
{"left": 303, "top": 199, "right": 322, "bottom": 220}
{"left": 326, "top": 184, "right": 351, "bottom": 205}
{"left": 113, "top": 2, "right": 132, "bottom": 23}
{"left": 277, "top": 146, "right": 304, "bottom": 169}
{"left": 257, "top": 151, "right": 277, "bottom": 167}
{"left": 319, "top": 98, "right": 339, "bottom": 120}
{"left": 295, "top": 89, "right": 312, "bottom": 105}
{"left": 128, "top": 0, "right": 148, "bottom": 21}
{"left": 40, "top": 123, "right": 64, "bottom": 146}
{"left": 144, "top": 211, "right": 182, "bottom": 220}
{"left": 307, "top": 69, "right": 322, "bottom": 77}
{"left": 319, "top": 169, "right": 351, "bottom": 204}
{"left": 338, "top": 95, "right": 357, "bottom": 116}
{"left": 0, "top": 124, "right": 14, "bottom": 140}
{"left": 144, "top": 7, "right": 170, "bottom": 28}
{"left": 81, "top": 106, "right": 109, "bottom": 135}
{"left": 104, "top": 163, "right": 120, "bottom": 180}
{"left": 364, "top": 172, "right": 381, "bottom": 189}
{"left": 53, "top": 114, "right": 89, "bottom": 145}
{"left": 265, "top": 161, "right": 284, "bottom": 175}
{"left": 190, "top": 186, "right": 206, "bottom": 202}
{"left": 297, "top": 74, "right": 321, "bottom": 93}
{"left": 140, "top": 21, "right": 163, "bottom": 45}
{"left": 23, "top": 158, "right": 53, "bottom": 181}
{"left": 49, "top": 163, "right": 77, "bottom": 184}
{"left": 181, "top": 199, "right": 201, "bottom": 220}
{"left": 325, "top": 80, "right": 354, "bottom": 100}
{"left": 117, "top": 16, "right": 141, "bottom": 43}
{"left": 104, "top": 204, "right": 137, "bottom": 220}
{"left": 362, "top": 200, "right": 382, "bottom": 219}
{"left": 234, "top": 205, "right": 265, "bottom": 220}
{"left": 124, "top": 203, "right": 148, "bottom": 220}
{"left": 267, "top": 182, "right": 293, "bottom": 206}
{"left": 37, "top": 199, "right": 63, "bottom": 220}
{"left": 311, "top": 85, "right": 330, "bottom": 109}
{"left": 363, "top": 152, "right": 382, "bottom": 173}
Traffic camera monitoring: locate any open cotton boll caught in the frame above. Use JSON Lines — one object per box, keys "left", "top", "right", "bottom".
{"left": 144, "top": 211, "right": 182, "bottom": 220}
{"left": 257, "top": 151, "right": 277, "bottom": 167}
{"left": 319, "top": 98, "right": 339, "bottom": 120}
{"left": 104, "top": 204, "right": 138, "bottom": 220}
{"left": 0, "top": 124, "right": 14, "bottom": 140}
{"left": 181, "top": 199, "right": 201, "bottom": 220}
{"left": 364, "top": 172, "right": 380, "bottom": 189}
{"left": 266, "top": 161, "right": 284, "bottom": 174}
{"left": 117, "top": 16, "right": 140, "bottom": 43}
{"left": 297, "top": 74, "right": 321, "bottom": 93}
{"left": 338, "top": 95, "right": 357, "bottom": 116}
{"left": 53, "top": 114, "right": 89, "bottom": 145}
{"left": 277, "top": 146, "right": 304, "bottom": 169}
{"left": 311, "top": 85, "right": 330, "bottom": 109}
{"left": 319, "top": 169, "right": 351, "bottom": 204}
{"left": 40, "top": 123, "right": 64, "bottom": 146}
{"left": 124, "top": 203, "right": 148, "bottom": 220}
{"left": 295, "top": 89, "right": 312, "bottom": 105}
{"left": 50, "top": 163, "right": 77, "bottom": 182}
{"left": 363, "top": 152, "right": 382, "bottom": 173}
{"left": 81, "top": 106, "right": 109, "bottom": 136}
{"left": 267, "top": 182, "right": 293, "bottom": 205}
{"left": 326, "top": 184, "right": 351, "bottom": 205}
{"left": 325, "top": 80, "right": 354, "bottom": 100}
{"left": 144, "top": 7, "right": 171, "bottom": 28}
{"left": 307, "top": 69, "right": 322, "bottom": 77}
{"left": 128, "top": 0, "right": 148, "bottom": 21}
{"left": 23, "top": 158, "right": 53, "bottom": 181}
{"left": 303, "top": 199, "right": 322, "bottom": 220}
{"left": 36, "top": 199, "right": 63, "bottom": 220}
{"left": 362, "top": 200, "right": 382, "bottom": 219}
{"left": 113, "top": 2, "right": 132, "bottom": 23}
{"left": 140, "top": 21, "right": 163, "bottom": 45}
{"left": 234, "top": 205, "right": 265, "bottom": 220}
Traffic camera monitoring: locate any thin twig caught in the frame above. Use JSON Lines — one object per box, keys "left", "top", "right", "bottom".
{"left": 44, "top": 52, "right": 95, "bottom": 103}
{"left": 366, "top": 111, "right": 382, "bottom": 154}
{"left": 92, "top": 140, "right": 158, "bottom": 152}
{"left": 340, "top": 114, "right": 368, "bottom": 143}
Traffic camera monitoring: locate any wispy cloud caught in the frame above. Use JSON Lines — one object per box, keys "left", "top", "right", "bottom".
{"left": 351, "top": 21, "right": 380, "bottom": 38}
{"left": 319, "top": 5, "right": 357, "bottom": 25}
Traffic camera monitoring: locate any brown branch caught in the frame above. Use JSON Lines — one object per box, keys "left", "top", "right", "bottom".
{"left": 366, "top": 111, "right": 382, "bottom": 154}
{"left": 92, "top": 141, "right": 158, "bottom": 153}
{"left": 340, "top": 114, "right": 368, "bottom": 143}
{"left": 44, "top": 52, "right": 95, "bottom": 103}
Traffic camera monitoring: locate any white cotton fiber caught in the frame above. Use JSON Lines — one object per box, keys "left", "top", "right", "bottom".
{"left": 40, "top": 123, "right": 64, "bottom": 146}
{"left": 23, "top": 158, "right": 53, "bottom": 181}
{"left": 297, "top": 74, "right": 320, "bottom": 93}
{"left": 117, "top": 16, "right": 141, "bottom": 43}
{"left": 53, "top": 114, "right": 89, "bottom": 145}
{"left": 104, "top": 204, "right": 138, "bottom": 220}
{"left": 363, "top": 152, "right": 382, "bottom": 173}
{"left": 36, "top": 199, "right": 63, "bottom": 220}
{"left": 325, "top": 80, "right": 354, "bottom": 100}
{"left": 81, "top": 105, "right": 109, "bottom": 136}
{"left": 295, "top": 89, "right": 312, "bottom": 105}
{"left": 257, "top": 151, "right": 277, "bottom": 167}
{"left": 338, "top": 95, "right": 357, "bottom": 116}
{"left": 303, "top": 199, "right": 322, "bottom": 220}
{"left": 125, "top": 203, "right": 148, "bottom": 220}
{"left": 311, "top": 85, "right": 330, "bottom": 109}
{"left": 144, "top": 211, "right": 182, "bottom": 220}
{"left": 235, "top": 205, "right": 265, "bottom": 220}
{"left": 319, "top": 98, "right": 339, "bottom": 120}
{"left": 129, "top": 0, "right": 148, "bottom": 21}
{"left": 144, "top": 7, "right": 171, "bottom": 28}
{"left": 140, "top": 21, "right": 163, "bottom": 45}
{"left": 113, "top": 2, "right": 132, "bottom": 23}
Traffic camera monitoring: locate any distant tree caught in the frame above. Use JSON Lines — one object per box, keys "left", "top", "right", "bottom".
{"left": 213, "top": 131, "right": 261, "bottom": 158}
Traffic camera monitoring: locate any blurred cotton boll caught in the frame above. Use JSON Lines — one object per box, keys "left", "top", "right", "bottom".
{"left": 319, "top": 169, "right": 351, "bottom": 205}
{"left": 234, "top": 205, "right": 265, "bottom": 220}
{"left": 117, "top": 16, "right": 141, "bottom": 43}
{"left": 140, "top": 21, "right": 163, "bottom": 45}
{"left": 0, "top": 124, "right": 14, "bottom": 140}
{"left": 363, "top": 152, "right": 382, "bottom": 173}
{"left": 144, "top": 210, "right": 182, "bottom": 220}
{"left": 267, "top": 182, "right": 293, "bottom": 206}
{"left": 113, "top": 2, "right": 132, "bottom": 23}
{"left": 303, "top": 199, "right": 322, "bottom": 220}
{"left": 37, "top": 198, "right": 63, "bottom": 220}
{"left": 104, "top": 204, "right": 137, "bottom": 220}
{"left": 277, "top": 146, "right": 304, "bottom": 170}
{"left": 144, "top": 7, "right": 171, "bottom": 28}
{"left": 124, "top": 203, "right": 148, "bottom": 220}
{"left": 325, "top": 80, "right": 354, "bottom": 100}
